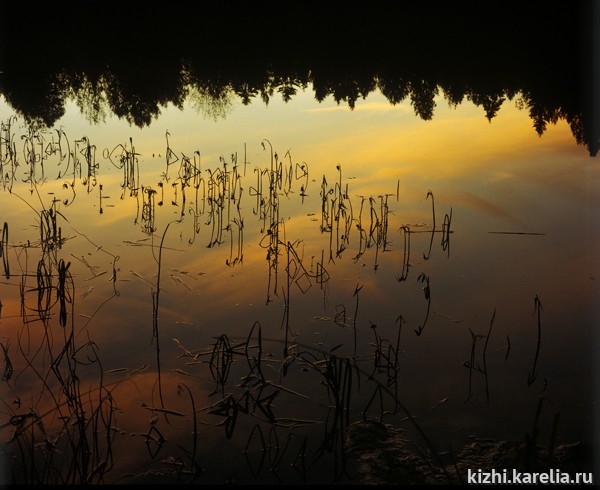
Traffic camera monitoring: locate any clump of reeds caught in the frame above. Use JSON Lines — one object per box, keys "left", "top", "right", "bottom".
{"left": 4, "top": 218, "right": 118, "bottom": 484}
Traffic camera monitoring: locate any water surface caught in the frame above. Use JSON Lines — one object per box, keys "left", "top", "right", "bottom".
{"left": 0, "top": 4, "right": 598, "bottom": 484}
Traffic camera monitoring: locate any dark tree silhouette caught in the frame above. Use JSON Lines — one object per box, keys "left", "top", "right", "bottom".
{"left": 0, "top": 1, "right": 596, "bottom": 155}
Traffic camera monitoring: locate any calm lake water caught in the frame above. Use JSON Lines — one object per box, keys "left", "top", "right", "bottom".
{"left": 1, "top": 86, "right": 598, "bottom": 484}
{"left": 0, "top": 4, "right": 598, "bottom": 484}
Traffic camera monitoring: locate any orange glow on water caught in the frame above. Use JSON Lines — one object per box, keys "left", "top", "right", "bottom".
{"left": 0, "top": 86, "right": 597, "bottom": 484}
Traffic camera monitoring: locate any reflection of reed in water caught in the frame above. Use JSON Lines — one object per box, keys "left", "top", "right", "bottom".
{"left": 424, "top": 190, "right": 435, "bottom": 260}
{"left": 527, "top": 295, "right": 543, "bottom": 388}
{"left": 0, "top": 123, "right": 574, "bottom": 485}
{"left": 396, "top": 225, "right": 411, "bottom": 282}
{"left": 59, "top": 135, "right": 99, "bottom": 203}
{"left": 21, "top": 125, "right": 48, "bottom": 188}
{"left": 109, "top": 138, "right": 140, "bottom": 199}
{"left": 463, "top": 308, "right": 495, "bottom": 403}
{"left": 0, "top": 116, "right": 19, "bottom": 192}
{"left": 141, "top": 186, "right": 157, "bottom": 235}
{"left": 441, "top": 208, "right": 452, "bottom": 258}
{"left": 352, "top": 194, "right": 393, "bottom": 270}
{"left": 414, "top": 272, "right": 431, "bottom": 336}
{"left": 3, "top": 197, "right": 118, "bottom": 484}
{"left": 1, "top": 221, "right": 9, "bottom": 279}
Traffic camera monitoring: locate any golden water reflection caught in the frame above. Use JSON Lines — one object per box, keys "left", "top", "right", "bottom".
{"left": 0, "top": 89, "right": 597, "bottom": 484}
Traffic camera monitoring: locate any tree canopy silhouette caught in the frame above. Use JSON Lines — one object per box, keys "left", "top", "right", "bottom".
{"left": 0, "top": 1, "right": 596, "bottom": 156}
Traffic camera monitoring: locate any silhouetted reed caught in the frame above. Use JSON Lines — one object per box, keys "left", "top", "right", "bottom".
{"left": 176, "top": 383, "right": 203, "bottom": 480}
{"left": 524, "top": 397, "right": 558, "bottom": 470}
{"left": 441, "top": 208, "right": 452, "bottom": 258}
{"left": 465, "top": 329, "right": 478, "bottom": 402}
{"left": 353, "top": 197, "right": 368, "bottom": 263}
{"left": 141, "top": 186, "right": 157, "bottom": 235}
{"left": 1, "top": 221, "right": 9, "bottom": 279}
{"left": 163, "top": 130, "right": 179, "bottom": 182}
{"left": 79, "top": 136, "right": 99, "bottom": 194}
{"left": 39, "top": 199, "right": 64, "bottom": 256}
{"left": 317, "top": 169, "right": 396, "bottom": 271}
{"left": 287, "top": 353, "right": 356, "bottom": 481}
{"left": 424, "top": 190, "right": 435, "bottom": 260}
{"left": 350, "top": 191, "right": 394, "bottom": 270}
{"left": 0, "top": 341, "right": 12, "bottom": 382}
{"left": 352, "top": 283, "right": 363, "bottom": 356}
{"left": 209, "top": 335, "right": 233, "bottom": 396}
{"left": 295, "top": 160, "right": 309, "bottom": 204}
{"left": 397, "top": 225, "right": 411, "bottom": 282}
{"left": 103, "top": 137, "right": 140, "bottom": 200}
{"left": 244, "top": 423, "right": 266, "bottom": 477}
{"left": 5, "top": 240, "right": 117, "bottom": 484}
{"left": 462, "top": 308, "right": 496, "bottom": 403}
{"left": 0, "top": 116, "right": 19, "bottom": 191}
{"left": 151, "top": 220, "right": 181, "bottom": 411}
{"left": 56, "top": 135, "right": 98, "bottom": 202}
{"left": 21, "top": 125, "right": 48, "bottom": 188}
{"left": 414, "top": 272, "right": 431, "bottom": 336}
{"left": 527, "top": 295, "right": 543, "bottom": 387}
